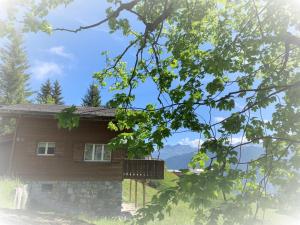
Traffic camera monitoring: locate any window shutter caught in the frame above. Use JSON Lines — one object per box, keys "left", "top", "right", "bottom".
{"left": 55, "top": 142, "right": 64, "bottom": 156}
{"left": 73, "top": 143, "right": 84, "bottom": 162}
{"left": 27, "top": 141, "right": 37, "bottom": 155}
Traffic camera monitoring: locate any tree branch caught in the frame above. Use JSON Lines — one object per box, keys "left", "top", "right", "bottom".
{"left": 53, "top": 0, "right": 140, "bottom": 33}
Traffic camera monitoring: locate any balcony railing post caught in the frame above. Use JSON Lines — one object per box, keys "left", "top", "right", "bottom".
{"left": 123, "top": 159, "right": 164, "bottom": 179}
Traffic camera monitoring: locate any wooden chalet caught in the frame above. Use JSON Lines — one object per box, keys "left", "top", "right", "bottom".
{"left": 0, "top": 104, "right": 164, "bottom": 215}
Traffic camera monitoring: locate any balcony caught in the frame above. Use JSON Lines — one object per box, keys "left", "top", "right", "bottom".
{"left": 123, "top": 159, "right": 164, "bottom": 180}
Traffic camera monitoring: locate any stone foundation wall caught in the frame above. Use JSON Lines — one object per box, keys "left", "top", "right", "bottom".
{"left": 28, "top": 181, "right": 122, "bottom": 216}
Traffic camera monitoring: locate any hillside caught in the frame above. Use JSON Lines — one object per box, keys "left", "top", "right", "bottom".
{"left": 158, "top": 144, "right": 264, "bottom": 170}
{"left": 152, "top": 144, "right": 197, "bottom": 159}
{"left": 165, "top": 152, "right": 195, "bottom": 169}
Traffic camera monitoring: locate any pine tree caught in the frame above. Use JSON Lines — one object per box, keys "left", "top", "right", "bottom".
{"left": 36, "top": 79, "right": 54, "bottom": 104}
{"left": 0, "top": 32, "right": 32, "bottom": 134}
{"left": 82, "top": 83, "right": 101, "bottom": 107}
{"left": 0, "top": 32, "right": 32, "bottom": 104}
{"left": 52, "top": 80, "right": 64, "bottom": 105}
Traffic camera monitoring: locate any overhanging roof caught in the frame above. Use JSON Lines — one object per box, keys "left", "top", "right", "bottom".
{"left": 0, "top": 104, "right": 116, "bottom": 119}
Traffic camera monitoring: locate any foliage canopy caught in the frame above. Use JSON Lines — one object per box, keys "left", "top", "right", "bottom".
{"left": 2, "top": 0, "right": 300, "bottom": 224}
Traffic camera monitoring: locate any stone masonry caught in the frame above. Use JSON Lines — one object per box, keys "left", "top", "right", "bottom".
{"left": 28, "top": 181, "right": 122, "bottom": 216}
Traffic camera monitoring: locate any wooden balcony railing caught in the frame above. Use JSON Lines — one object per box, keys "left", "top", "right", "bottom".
{"left": 123, "top": 159, "right": 164, "bottom": 180}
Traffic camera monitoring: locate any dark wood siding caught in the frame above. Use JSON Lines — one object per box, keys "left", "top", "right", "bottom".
{"left": 0, "top": 142, "right": 12, "bottom": 175}
{"left": 11, "top": 117, "right": 124, "bottom": 181}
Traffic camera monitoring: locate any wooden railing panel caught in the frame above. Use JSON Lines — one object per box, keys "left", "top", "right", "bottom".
{"left": 123, "top": 159, "right": 164, "bottom": 179}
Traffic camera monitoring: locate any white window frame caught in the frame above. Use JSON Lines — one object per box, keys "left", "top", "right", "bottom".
{"left": 84, "top": 143, "right": 111, "bottom": 162}
{"left": 36, "top": 142, "right": 56, "bottom": 156}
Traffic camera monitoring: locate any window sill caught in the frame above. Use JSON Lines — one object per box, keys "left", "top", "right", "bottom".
{"left": 83, "top": 160, "right": 111, "bottom": 163}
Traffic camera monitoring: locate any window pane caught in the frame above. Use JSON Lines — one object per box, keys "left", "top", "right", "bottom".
{"left": 47, "top": 143, "right": 55, "bottom": 155}
{"left": 94, "top": 144, "right": 102, "bottom": 161}
{"left": 84, "top": 144, "right": 93, "bottom": 160}
{"left": 103, "top": 145, "right": 111, "bottom": 161}
{"left": 37, "top": 143, "right": 46, "bottom": 155}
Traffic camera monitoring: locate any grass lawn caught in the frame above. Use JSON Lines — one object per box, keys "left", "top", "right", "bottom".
{"left": 84, "top": 201, "right": 196, "bottom": 225}
{"left": 122, "top": 179, "right": 158, "bottom": 208}
{"left": 85, "top": 171, "right": 196, "bottom": 225}
{"left": 120, "top": 171, "right": 196, "bottom": 225}
{"left": 122, "top": 170, "right": 179, "bottom": 207}
{"left": 86, "top": 171, "right": 300, "bottom": 225}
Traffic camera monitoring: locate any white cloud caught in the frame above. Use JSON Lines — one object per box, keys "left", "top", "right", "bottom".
{"left": 177, "top": 136, "right": 250, "bottom": 148}
{"left": 214, "top": 116, "right": 225, "bottom": 122}
{"left": 49, "top": 46, "right": 74, "bottom": 59}
{"left": 230, "top": 136, "right": 248, "bottom": 145}
{"left": 31, "top": 61, "right": 63, "bottom": 80}
{"left": 178, "top": 138, "right": 203, "bottom": 148}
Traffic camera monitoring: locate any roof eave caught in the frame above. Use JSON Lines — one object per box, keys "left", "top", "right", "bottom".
{"left": 0, "top": 111, "right": 115, "bottom": 121}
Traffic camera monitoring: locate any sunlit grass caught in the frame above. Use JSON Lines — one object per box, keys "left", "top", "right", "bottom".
{"left": 80, "top": 216, "right": 126, "bottom": 225}
{"left": 121, "top": 171, "right": 196, "bottom": 225}
{"left": 122, "top": 179, "right": 158, "bottom": 208}
{"left": 0, "top": 177, "right": 21, "bottom": 208}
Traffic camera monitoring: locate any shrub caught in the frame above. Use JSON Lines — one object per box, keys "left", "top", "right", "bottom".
{"left": 0, "top": 177, "right": 22, "bottom": 208}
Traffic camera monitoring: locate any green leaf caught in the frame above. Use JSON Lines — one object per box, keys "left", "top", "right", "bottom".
{"left": 55, "top": 106, "right": 80, "bottom": 130}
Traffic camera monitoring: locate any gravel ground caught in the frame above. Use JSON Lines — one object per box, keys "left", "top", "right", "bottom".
{"left": 0, "top": 203, "right": 135, "bottom": 225}
{"left": 0, "top": 209, "right": 91, "bottom": 225}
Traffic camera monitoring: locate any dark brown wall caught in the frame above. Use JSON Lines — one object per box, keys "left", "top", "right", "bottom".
{"left": 0, "top": 142, "right": 12, "bottom": 175}
{"left": 11, "top": 117, "right": 124, "bottom": 181}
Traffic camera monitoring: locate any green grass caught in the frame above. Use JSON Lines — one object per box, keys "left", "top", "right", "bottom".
{"left": 146, "top": 202, "right": 196, "bottom": 225}
{"left": 123, "top": 171, "right": 178, "bottom": 207}
{"left": 0, "top": 177, "right": 21, "bottom": 208}
{"left": 122, "top": 179, "right": 158, "bottom": 208}
{"left": 91, "top": 171, "right": 298, "bottom": 225}
{"left": 120, "top": 171, "right": 196, "bottom": 225}
{"left": 122, "top": 170, "right": 179, "bottom": 207}
{"left": 156, "top": 169, "right": 179, "bottom": 191}
{"left": 85, "top": 204, "right": 196, "bottom": 225}
{"left": 80, "top": 217, "right": 126, "bottom": 225}
{"left": 83, "top": 171, "right": 195, "bottom": 225}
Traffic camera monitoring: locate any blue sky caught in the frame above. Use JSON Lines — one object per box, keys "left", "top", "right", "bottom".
{"left": 17, "top": 0, "right": 271, "bottom": 147}
{"left": 22, "top": 0, "right": 198, "bottom": 146}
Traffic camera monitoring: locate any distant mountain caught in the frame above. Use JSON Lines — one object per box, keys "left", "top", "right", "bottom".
{"left": 165, "top": 151, "right": 195, "bottom": 169}
{"left": 155, "top": 144, "right": 264, "bottom": 170}
{"left": 152, "top": 144, "right": 197, "bottom": 159}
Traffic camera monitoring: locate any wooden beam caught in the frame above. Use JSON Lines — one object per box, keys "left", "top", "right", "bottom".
{"left": 142, "top": 180, "right": 146, "bottom": 208}
{"left": 135, "top": 179, "right": 138, "bottom": 208}
{"left": 129, "top": 179, "right": 132, "bottom": 201}
{"left": 8, "top": 117, "right": 20, "bottom": 176}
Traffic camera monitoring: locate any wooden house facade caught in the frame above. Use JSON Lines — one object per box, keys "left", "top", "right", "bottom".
{"left": 0, "top": 104, "right": 164, "bottom": 215}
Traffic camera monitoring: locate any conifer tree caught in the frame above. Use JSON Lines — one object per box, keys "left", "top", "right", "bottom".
{"left": 0, "top": 32, "right": 32, "bottom": 104}
{"left": 82, "top": 83, "right": 101, "bottom": 107}
{"left": 0, "top": 32, "right": 32, "bottom": 134}
{"left": 36, "top": 79, "right": 54, "bottom": 104}
{"left": 52, "top": 80, "right": 64, "bottom": 105}
{"left": 37, "top": 79, "right": 64, "bottom": 104}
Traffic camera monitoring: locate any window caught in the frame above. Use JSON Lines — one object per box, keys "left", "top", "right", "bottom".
{"left": 84, "top": 144, "right": 111, "bottom": 162}
{"left": 37, "top": 142, "right": 55, "bottom": 156}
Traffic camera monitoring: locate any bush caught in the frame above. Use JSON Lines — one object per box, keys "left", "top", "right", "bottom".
{"left": 0, "top": 177, "right": 22, "bottom": 208}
